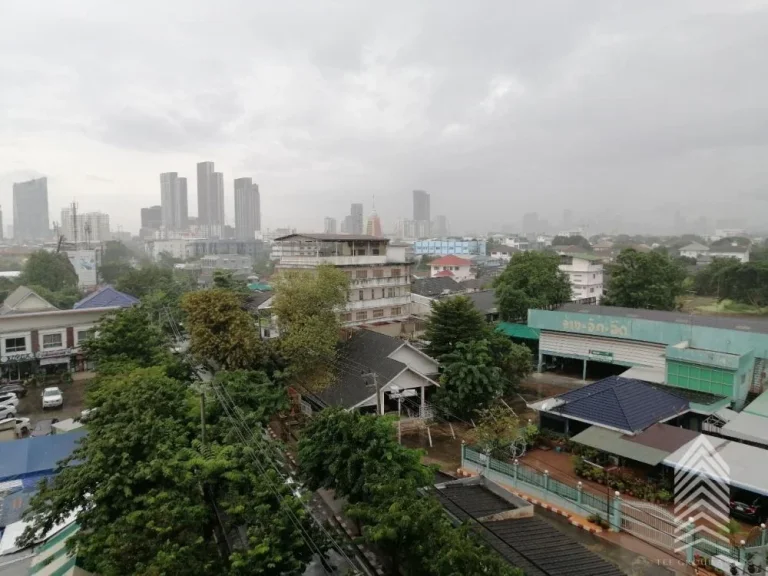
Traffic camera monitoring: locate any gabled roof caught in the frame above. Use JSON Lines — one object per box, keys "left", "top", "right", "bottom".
{"left": 73, "top": 285, "right": 139, "bottom": 309}
{"left": 550, "top": 375, "right": 689, "bottom": 433}
{"left": 315, "top": 330, "right": 438, "bottom": 409}
{"left": 679, "top": 242, "right": 709, "bottom": 251}
{"left": 0, "top": 286, "right": 58, "bottom": 316}
{"left": 411, "top": 276, "right": 463, "bottom": 298}
{"left": 710, "top": 245, "right": 749, "bottom": 253}
{"left": 430, "top": 255, "right": 472, "bottom": 266}
{"left": 433, "top": 270, "right": 455, "bottom": 278}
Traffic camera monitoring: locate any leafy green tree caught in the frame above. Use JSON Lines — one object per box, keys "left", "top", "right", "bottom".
{"left": 298, "top": 408, "right": 432, "bottom": 504}
{"left": 470, "top": 405, "right": 522, "bottom": 458}
{"left": 430, "top": 524, "right": 523, "bottom": 576}
{"left": 271, "top": 265, "right": 348, "bottom": 391}
{"left": 435, "top": 340, "right": 503, "bottom": 419}
{"left": 551, "top": 234, "right": 591, "bottom": 250}
{"left": 206, "top": 370, "right": 287, "bottom": 442}
{"left": 486, "top": 330, "right": 533, "bottom": 393}
{"left": 158, "top": 250, "right": 183, "bottom": 269}
{"left": 102, "top": 241, "right": 134, "bottom": 263}
{"left": 82, "top": 305, "right": 168, "bottom": 369}
{"left": 603, "top": 249, "right": 686, "bottom": 310}
{"left": 493, "top": 252, "right": 572, "bottom": 321}
{"left": 99, "top": 261, "right": 133, "bottom": 284}
{"left": 182, "top": 288, "right": 264, "bottom": 370}
{"left": 425, "top": 296, "right": 488, "bottom": 360}
{"left": 716, "top": 262, "right": 768, "bottom": 306}
{"left": 213, "top": 270, "right": 249, "bottom": 292}
{"left": 694, "top": 257, "right": 743, "bottom": 297}
{"left": 26, "top": 284, "right": 83, "bottom": 309}
{"left": 20, "top": 250, "right": 78, "bottom": 292}
{"left": 116, "top": 264, "right": 175, "bottom": 299}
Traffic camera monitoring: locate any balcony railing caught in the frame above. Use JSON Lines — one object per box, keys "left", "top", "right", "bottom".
{"left": 278, "top": 255, "right": 388, "bottom": 267}
{"left": 349, "top": 276, "right": 410, "bottom": 287}
{"left": 345, "top": 296, "right": 411, "bottom": 311}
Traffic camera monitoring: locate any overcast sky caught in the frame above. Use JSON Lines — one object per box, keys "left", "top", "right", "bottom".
{"left": 3, "top": 0, "right": 768, "bottom": 235}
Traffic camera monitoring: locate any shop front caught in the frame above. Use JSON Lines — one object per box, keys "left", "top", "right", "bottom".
{"left": 0, "top": 349, "right": 77, "bottom": 383}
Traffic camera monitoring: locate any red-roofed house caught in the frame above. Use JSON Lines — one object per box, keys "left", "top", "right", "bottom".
{"left": 430, "top": 255, "right": 474, "bottom": 281}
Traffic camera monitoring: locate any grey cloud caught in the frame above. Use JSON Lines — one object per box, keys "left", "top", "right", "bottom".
{"left": 2, "top": 0, "right": 768, "bottom": 234}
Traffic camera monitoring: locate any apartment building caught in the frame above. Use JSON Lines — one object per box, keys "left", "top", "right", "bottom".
{"left": 558, "top": 254, "right": 604, "bottom": 302}
{"left": 273, "top": 233, "right": 412, "bottom": 327}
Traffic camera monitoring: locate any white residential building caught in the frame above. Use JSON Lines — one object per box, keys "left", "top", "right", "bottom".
{"left": 429, "top": 255, "right": 474, "bottom": 281}
{"left": 503, "top": 236, "right": 530, "bottom": 251}
{"left": 710, "top": 244, "right": 750, "bottom": 263}
{"left": 679, "top": 242, "right": 710, "bottom": 260}
{"left": 558, "top": 254, "right": 603, "bottom": 302}
{"left": 273, "top": 233, "right": 412, "bottom": 327}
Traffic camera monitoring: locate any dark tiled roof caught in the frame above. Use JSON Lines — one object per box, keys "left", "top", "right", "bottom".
{"left": 554, "top": 303, "right": 768, "bottom": 335}
{"left": 553, "top": 376, "right": 689, "bottom": 433}
{"left": 438, "top": 485, "right": 516, "bottom": 518}
{"left": 651, "top": 384, "right": 725, "bottom": 406}
{"left": 411, "top": 276, "right": 463, "bottom": 297}
{"left": 243, "top": 291, "right": 273, "bottom": 312}
{"left": 316, "top": 330, "right": 406, "bottom": 408}
{"left": 73, "top": 285, "right": 139, "bottom": 309}
{"left": 458, "top": 278, "right": 487, "bottom": 291}
{"left": 434, "top": 484, "right": 625, "bottom": 576}
{"left": 625, "top": 423, "right": 699, "bottom": 453}
{"left": 465, "top": 290, "right": 497, "bottom": 314}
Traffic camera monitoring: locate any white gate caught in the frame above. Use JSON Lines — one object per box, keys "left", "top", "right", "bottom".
{"left": 621, "top": 500, "right": 678, "bottom": 551}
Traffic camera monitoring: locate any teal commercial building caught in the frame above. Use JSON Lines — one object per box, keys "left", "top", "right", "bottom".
{"left": 528, "top": 304, "right": 768, "bottom": 412}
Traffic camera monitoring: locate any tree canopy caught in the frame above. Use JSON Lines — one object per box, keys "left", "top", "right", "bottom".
{"left": 435, "top": 339, "right": 504, "bottom": 419}
{"left": 694, "top": 260, "right": 768, "bottom": 306}
{"left": 424, "top": 296, "right": 488, "bottom": 360}
{"left": 182, "top": 288, "right": 264, "bottom": 370}
{"left": 271, "top": 265, "right": 348, "bottom": 391}
{"left": 115, "top": 264, "right": 175, "bottom": 299}
{"left": 20, "top": 250, "right": 79, "bottom": 292}
{"left": 551, "top": 234, "right": 591, "bottom": 250}
{"left": 603, "top": 249, "right": 686, "bottom": 310}
{"left": 493, "top": 252, "right": 572, "bottom": 321}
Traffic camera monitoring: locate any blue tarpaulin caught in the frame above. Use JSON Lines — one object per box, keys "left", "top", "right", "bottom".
{"left": 0, "top": 429, "right": 86, "bottom": 483}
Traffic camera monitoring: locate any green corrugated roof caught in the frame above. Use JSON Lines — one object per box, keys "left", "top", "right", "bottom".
{"left": 570, "top": 426, "right": 671, "bottom": 466}
{"left": 247, "top": 283, "right": 272, "bottom": 291}
{"left": 496, "top": 322, "right": 540, "bottom": 340}
{"left": 744, "top": 389, "right": 768, "bottom": 418}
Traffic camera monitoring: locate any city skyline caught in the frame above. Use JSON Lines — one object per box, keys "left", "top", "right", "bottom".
{"left": 4, "top": 2, "right": 768, "bottom": 236}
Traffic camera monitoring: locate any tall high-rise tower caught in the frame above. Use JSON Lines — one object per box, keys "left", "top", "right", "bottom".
{"left": 13, "top": 177, "right": 50, "bottom": 240}
{"left": 160, "top": 172, "right": 189, "bottom": 232}
{"left": 350, "top": 203, "right": 363, "bottom": 235}
{"left": 413, "top": 190, "right": 430, "bottom": 222}
{"left": 234, "top": 177, "right": 261, "bottom": 240}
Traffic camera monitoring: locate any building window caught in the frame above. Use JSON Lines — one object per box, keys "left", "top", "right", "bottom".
{"left": 391, "top": 307, "right": 402, "bottom": 315}
{"left": 373, "top": 269, "right": 384, "bottom": 278}
{"left": 340, "top": 313, "right": 352, "bottom": 322}
{"left": 358, "top": 290, "right": 364, "bottom": 300}
{"left": 42, "top": 333, "right": 63, "bottom": 349}
{"left": 77, "top": 329, "right": 94, "bottom": 343}
{"left": 355, "top": 311, "right": 368, "bottom": 321}
{"left": 373, "top": 309, "right": 384, "bottom": 319}
{"left": 356, "top": 270, "right": 368, "bottom": 280}
{"left": 590, "top": 287, "right": 595, "bottom": 293}
{"left": 5, "top": 337, "right": 25, "bottom": 353}
{"left": 391, "top": 268, "right": 401, "bottom": 278}
{"left": 387, "top": 287, "right": 396, "bottom": 298}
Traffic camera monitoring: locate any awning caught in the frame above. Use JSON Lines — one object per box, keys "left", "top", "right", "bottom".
{"left": 721, "top": 412, "right": 768, "bottom": 446}
{"left": 619, "top": 365, "right": 665, "bottom": 384}
{"left": 570, "top": 426, "right": 672, "bottom": 466}
{"left": 39, "top": 356, "right": 70, "bottom": 366}
{"left": 496, "top": 322, "right": 540, "bottom": 340}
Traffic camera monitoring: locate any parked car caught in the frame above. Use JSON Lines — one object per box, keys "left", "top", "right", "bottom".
{"left": 730, "top": 494, "right": 768, "bottom": 524}
{"left": 41, "top": 387, "right": 64, "bottom": 409}
{"left": 0, "top": 416, "right": 30, "bottom": 437}
{"left": 31, "top": 418, "right": 59, "bottom": 438}
{"left": 0, "top": 383, "right": 27, "bottom": 398}
{"left": 0, "top": 403, "right": 17, "bottom": 419}
{"left": 0, "top": 393, "right": 19, "bottom": 409}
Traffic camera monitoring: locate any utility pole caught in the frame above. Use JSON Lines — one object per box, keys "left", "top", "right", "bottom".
{"left": 364, "top": 371, "right": 382, "bottom": 415}
{"left": 200, "top": 389, "right": 207, "bottom": 447}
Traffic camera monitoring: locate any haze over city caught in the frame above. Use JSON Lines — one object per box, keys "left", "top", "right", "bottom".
{"left": 3, "top": 0, "right": 768, "bottom": 234}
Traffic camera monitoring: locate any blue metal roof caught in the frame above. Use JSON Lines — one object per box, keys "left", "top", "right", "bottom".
{"left": 553, "top": 376, "right": 690, "bottom": 433}
{"left": 73, "top": 285, "right": 139, "bottom": 309}
{"left": 0, "top": 429, "right": 86, "bottom": 482}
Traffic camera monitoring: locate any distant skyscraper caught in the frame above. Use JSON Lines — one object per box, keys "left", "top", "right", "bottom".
{"left": 141, "top": 205, "right": 163, "bottom": 229}
{"left": 350, "top": 203, "right": 363, "bottom": 235}
{"left": 324, "top": 217, "right": 337, "bottom": 234}
{"left": 522, "top": 212, "right": 539, "bottom": 234}
{"left": 234, "top": 177, "right": 261, "bottom": 240}
{"left": 213, "top": 172, "right": 225, "bottom": 229}
{"left": 13, "top": 177, "right": 50, "bottom": 240}
{"left": 341, "top": 215, "right": 352, "bottom": 234}
{"left": 365, "top": 209, "right": 382, "bottom": 237}
{"left": 197, "top": 161, "right": 214, "bottom": 226}
{"left": 413, "top": 190, "right": 430, "bottom": 222}
{"left": 0, "top": 206, "right": 4, "bottom": 240}
{"left": 433, "top": 215, "right": 448, "bottom": 237}
{"left": 60, "top": 208, "right": 111, "bottom": 244}
{"left": 160, "top": 172, "right": 189, "bottom": 232}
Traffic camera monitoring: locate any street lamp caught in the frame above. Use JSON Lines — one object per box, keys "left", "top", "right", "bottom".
{"left": 583, "top": 458, "right": 618, "bottom": 520}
